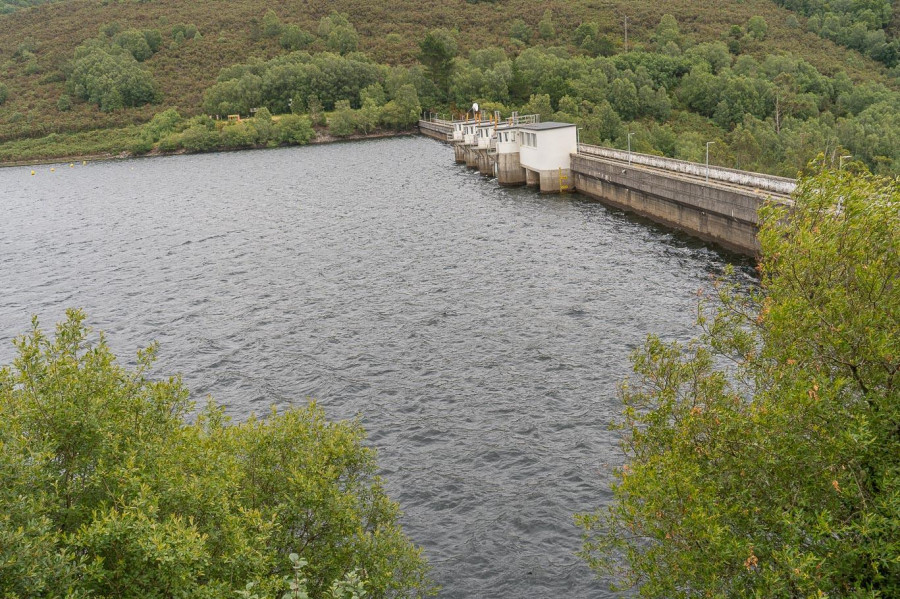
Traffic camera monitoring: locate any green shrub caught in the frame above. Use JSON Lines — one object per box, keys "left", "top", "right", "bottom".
{"left": 67, "top": 41, "right": 158, "bottom": 111}
{"left": 143, "top": 108, "right": 182, "bottom": 141}
{"left": 275, "top": 114, "right": 315, "bottom": 144}
{"left": 509, "top": 19, "right": 531, "bottom": 44}
{"left": 579, "top": 170, "right": 900, "bottom": 598}
{"left": 328, "top": 99, "right": 356, "bottom": 136}
{"left": 379, "top": 84, "right": 420, "bottom": 129}
{"left": 251, "top": 107, "right": 274, "bottom": 144}
{"left": 538, "top": 10, "right": 555, "bottom": 40}
{"left": 355, "top": 99, "right": 380, "bottom": 133}
{"left": 171, "top": 23, "right": 200, "bottom": 41}
{"left": 280, "top": 25, "right": 314, "bottom": 51}
{"left": 307, "top": 94, "right": 326, "bottom": 125}
{"left": 0, "top": 310, "right": 435, "bottom": 598}
{"left": 261, "top": 9, "right": 282, "bottom": 38}
{"left": 100, "top": 20, "right": 121, "bottom": 38}
{"left": 157, "top": 132, "right": 181, "bottom": 152}
{"left": 143, "top": 28, "right": 163, "bottom": 53}
{"left": 130, "top": 135, "right": 153, "bottom": 154}
{"left": 220, "top": 121, "right": 258, "bottom": 148}
{"left": 318, "top": 12, "right": 357, "bottom": 55}
{"left": 178, "top": 125, "right": 218, "bottom": 152}
{"left": 56, "top": 93, "right": 71, "bottom": 111}
{"left": 746, "top": 16, "right": 768, "bottom": 41}
{"left": 114, "top": 28, "right": 153, "bottom": 61}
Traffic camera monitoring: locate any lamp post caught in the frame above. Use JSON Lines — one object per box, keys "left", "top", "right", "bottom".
{"left": 706, "top": 141, "right": 715, "bottom": 181}
{"left": 627, "top": 132, "right": 634, "bottom": 164}
{"left": 577, "top": 127, "right": 582, "bottom": 147}
{"left": 840, "top": 154, "right": 852, "bottom": 170}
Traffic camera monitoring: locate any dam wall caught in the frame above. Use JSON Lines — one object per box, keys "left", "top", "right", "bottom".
{"left": 418, "top": 119, "right": 796, "bottom": 256}
{"left": 570, "top": 153, "right": 786, "bottom": 255}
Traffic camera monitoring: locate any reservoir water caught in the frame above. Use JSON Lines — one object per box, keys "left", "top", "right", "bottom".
{"left": 1, "top": 137, "right": 751, "bottom": 597}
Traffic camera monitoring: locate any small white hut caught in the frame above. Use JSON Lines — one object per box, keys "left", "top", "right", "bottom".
{"left": 517, "top": 122, "right": 577, "bottom": 192}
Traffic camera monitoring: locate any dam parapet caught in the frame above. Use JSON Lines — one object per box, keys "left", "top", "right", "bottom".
{"left": 577, "top": 144, "right": 796, "bottom": 196}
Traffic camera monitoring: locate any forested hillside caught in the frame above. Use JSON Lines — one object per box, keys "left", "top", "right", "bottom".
{"left": 773, "top": 0, "right": 898, "bottom": 67}
{"left": 0, "top": 0, "right": 897, "bottom": 174}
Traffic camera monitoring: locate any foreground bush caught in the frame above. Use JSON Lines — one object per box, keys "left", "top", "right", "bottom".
{"left": 0, "top": 310, "right": 434, "bottom": 598}
{"left": 579, "top": 168, "right": 899, "bottom": 598}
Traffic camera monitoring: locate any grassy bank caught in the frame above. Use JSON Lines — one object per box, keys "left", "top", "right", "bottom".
{"left": 0, "top": 122, "right": 417, "bottom": 167}
{"left": 0, "top": 126, "right": 143, "bottom": 164}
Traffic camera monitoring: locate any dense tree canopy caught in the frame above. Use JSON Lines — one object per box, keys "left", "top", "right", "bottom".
{"left": 203, "top": 51, "right": 383, "bottom": 116}
{"left": 578, "top": 168, "right": 899, "bottom": 598}
{"left": 418, "top": 28, "right": 457, "bottom": 100}
{"left": 66, "top": 38, "right": 158, "bottom": 112}
{"left": 774, "top": 0, "right": 898, "bottom": 66}
{"left": 0, "top": 310, "right": 434, "bottom": 598}
{"left": 427, "top": 33, "right": 900, "bottom": 175}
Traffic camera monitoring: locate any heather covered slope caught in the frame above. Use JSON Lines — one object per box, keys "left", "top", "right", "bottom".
{"left": 0, "top": 0, "right": 897, "bottom": 173}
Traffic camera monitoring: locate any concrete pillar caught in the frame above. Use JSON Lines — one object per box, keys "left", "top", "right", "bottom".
{"left": 477, "top": 150, "right": 493, "bottom": 176}
{"left": 497, "top": 152, "right": 526, "bottom": 186}
{"left": 465, "top": 147, "right": 478, "bottom": 169}
{"left": 453, "top": 143, "right": 465, "bottom": 164}
{"left": 538, "top": 168, "right": 572, "bottom": 193}
{"left": 525, "top": 168, "right": 539, "bottom": 187}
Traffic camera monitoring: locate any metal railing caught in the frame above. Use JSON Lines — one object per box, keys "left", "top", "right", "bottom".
{"left": 422, "top": 112, "right": 453, "bottom": 126}
{"left": 423, "top": 112, "right": 541, "bottom": 127}
{"left": 577, "top": 144, "right": 796, "bottom": 196}
{"left": 503, "top": 113, "right": 540, "bottom": 126}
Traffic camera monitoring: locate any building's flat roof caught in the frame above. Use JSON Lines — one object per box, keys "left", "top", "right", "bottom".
{"left": 519, "top": 122, "right": 576, "bottom": 131}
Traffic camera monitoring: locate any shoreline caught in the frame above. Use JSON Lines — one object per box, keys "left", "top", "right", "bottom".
{"left": 1, "top": 128, "right": 418, "bottom": 168}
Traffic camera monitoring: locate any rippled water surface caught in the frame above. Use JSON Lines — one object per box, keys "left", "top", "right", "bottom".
{"left": 1, "top": 138, "right": 751, "bottom": 597}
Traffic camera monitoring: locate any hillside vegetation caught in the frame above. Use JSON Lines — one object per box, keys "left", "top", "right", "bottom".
{"left": 0, "top": 0, "right": 898, "bottom": 174}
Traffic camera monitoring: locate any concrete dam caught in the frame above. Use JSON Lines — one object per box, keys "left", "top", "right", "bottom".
{"left": 419, "top": 116, "right": 796, "bottom": 256}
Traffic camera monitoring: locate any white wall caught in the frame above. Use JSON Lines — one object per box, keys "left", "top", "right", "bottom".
{"left": 476, "top": 124, "right": 495, "bottom": 149}
{"left": 463, "top": 122, "right": 495, "bottom": 146}
{"left": 494, "top": 128, "right": 519, "bottom": 154}
{"left": 519, "top": 127, "right": 577, "bottom": 171}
